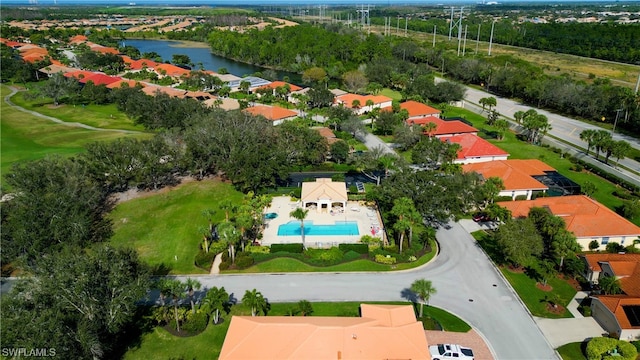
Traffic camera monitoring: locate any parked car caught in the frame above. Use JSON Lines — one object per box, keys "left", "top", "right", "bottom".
{"left": 472, "top": 212, "right": 488, "bottom": 222}
{"left": 429, "top": 344, "right": 474, "bottom": 360}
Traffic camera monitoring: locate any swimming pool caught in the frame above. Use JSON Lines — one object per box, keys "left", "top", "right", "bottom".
{"left": 277, "top": 221, "right": 359, "bottom": 236}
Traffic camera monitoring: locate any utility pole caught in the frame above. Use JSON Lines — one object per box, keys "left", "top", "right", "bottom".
{"left": 635, "top": 73, "right": 640, "bottom": 93}
{"left": 488, "top": 20, "right": 495, "bottom": 56}
{"left": 397, "top": 16, "right": 400, "bottom": 34}
{"left": 433, "top": 25, "right": 437, "bottom": 48}
{"left": 462, "top": 24, "right": 468, "bottom": 56}
{"left": 476, "top": 23, "right": 481, "bottom": 55}
{"left": 448, "top": 7, "right": 454, "bottom": 40}
{"left": 613, "top": 108, "right": 623, "bottom": 134}
{"left": 405, "top": 16, "right": 408, "bottom": 37}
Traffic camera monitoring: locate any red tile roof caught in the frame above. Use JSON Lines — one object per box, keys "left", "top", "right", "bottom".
{"left": 499, "top": 195, "right": 640, "bottom": 239}
{"left": 408, "top": 117, "right": 478, "bottom": 137}
{"left": 141, "top": 86, "right": 187, "bottom": 98}
{"left": 315, "top": 127, "right": 339, "bottom": 144}
{"left": 382, "top": 100, "right": 441, "bottom": 118}
{"left": 64, "top": 70, "right": 96, "bottom": 80}
{"left": 443, "top": 134, "right": 509, "bottom": 160}
{"left": 244, "top": 105, "right": 298, "bottom": 121}
{"left": 91, "top": 45, "right": 119, "bottom": 55}
{"left": 462, "top": 159, "right": 552, "bottom": 191}
{"left": 595, "top": 296, "right": 640, "bottom": 329}
{"left": 106, "top": 79, "right": 145, "bottom": 89}
{"left": 69, "top": 35, "right": 88, "bottom": 44}
{"left": 128, "top": 59, "right": 159, "bottom": 70}
{"left": 256, "top": 81, "right": 302, "bottom": 92}
{"left": 336, "top": 94, "right": 392, "bottom": 108}
{"left": 79, "top": 73, "right": 121, "bottom": 86}
{"left": 154, "top": 63, "right": 190, "bottom": 77}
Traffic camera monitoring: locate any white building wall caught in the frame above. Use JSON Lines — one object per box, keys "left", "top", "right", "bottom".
{"left": 455, "top": 155, "right": 509, "bottom": 165}
{"left": 591, "top": 298, "right": 623, "bottom": 337}
{"left": 576, "top": 235, "right": 639, "bottom": 252}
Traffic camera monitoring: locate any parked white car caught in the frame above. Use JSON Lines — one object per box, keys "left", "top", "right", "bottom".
{"left": 429, "top": 343, "right": 474, "bottom": 360}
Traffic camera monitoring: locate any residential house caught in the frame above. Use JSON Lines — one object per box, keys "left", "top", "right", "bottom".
{"left": 141, "top": 85, "right": 187, "bottom": 98}
{"left": 243, "top": 105, "right": 298, "bottom": 125}
{"left": 153, "top": 63, "right": 190, "bottom": 78}
{"left": 219, "top": 304, "right": 430, "bottom": 360}
{"left": 315, "top": 127, "right": 340, "bottom": 145}
{"left": 444, "top": 133, "right": 510, "bottom": 164}
{"left": 64, "top": 70, "right": 98, "bottom": 81}
{"left": 499, "top": 195, "right": 640, "bottom": 250}
{"left": 408, "top": 117, "right": 478, "bottom": 138}
{"left": 106, "top": 79, "right": 146, "bottom": 90}
{"left": 204, "top": 97, "right": 239, "bottom": 111}
{"left": 463, "top": 159, "right": 554, "bottom": 200}
{"left": 78, "top": 73, "right": 121, "bottom": 86}
{"left": 335, "top": 94, "right": 393, "bottom": 115}
{"left": 38, "top": 63, "right": 76, "bottom": 77}
{"left": 580, "top": 254, "right": 640, "bottom": 340}
{"left": 255, "top": 80, "right": 302, "bottom": 98}
{"left": 127, "top": 59, "right": 160, "bottom": 71}
{"left": 382, "top": 100, "right": 441, "bottom": 119}
{"left": 227, "top": 76, "right": 271, "bottom": 92}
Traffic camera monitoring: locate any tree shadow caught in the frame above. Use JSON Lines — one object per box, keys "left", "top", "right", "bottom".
{"left": 150, "top": 263, "right": 172, "bottom": 276}
{"left": 110, "top": 305, "right": 156, "bottom": 359}
{"left": 524, "top": 265, "right": 542, "bottom": 282}
{"left": 401, "top": 287, "right": 418, "bottom": 303}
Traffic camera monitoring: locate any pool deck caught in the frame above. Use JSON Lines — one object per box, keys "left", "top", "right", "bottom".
{"left": 261, "top": 196, "right": 385, "bottom": 248}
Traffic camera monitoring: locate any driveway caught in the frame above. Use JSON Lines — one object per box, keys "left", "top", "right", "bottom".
{"left": 171, "top": 222, "right": 558, "bottom": 360}
{"left": 361, "top": 131, "right": 396, "bottom": 155}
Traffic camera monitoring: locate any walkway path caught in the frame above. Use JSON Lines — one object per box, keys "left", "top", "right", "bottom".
{"left": 210, "top": 253, "right": 223, "bottom": 275}
{"left": 4, "top": 86, "right": 142, "bottom": 134}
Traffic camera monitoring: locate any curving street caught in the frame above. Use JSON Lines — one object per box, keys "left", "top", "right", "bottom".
{"left": 171, "top": 222, "right": 558, "bottom": 360}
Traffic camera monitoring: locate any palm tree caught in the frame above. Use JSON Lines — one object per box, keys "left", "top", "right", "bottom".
{"left": 513, "top": 110, "right": 525, "bottom": 124}
{"left": 579, "top": 129, "right": 597, "bottom": 156}
{"left": 365, "top": 99, "right": 374, "bottom": 113}
{"left": 219, "top": 199, "right": 235, "bottom": 222}
{"left": 202, "top": 286, "right": 229, "bottom": 324}
{"left": 235, "top": 204, "right": 254, "bottom": 251}
{"left": 391, "top": 197, "right": 417, "bottom": 254}
{"left": 242, "top": 289, "right": 268, "bottom": 316}
{"left": 423, "top": 121, "right": 438, "bottom": 137}
{"left": 290, "top": 208, "right": 309, "bottom": 249}
{"left": 159, "top": 279, "right": 186, "bottom": 332}
{"left": 297, "top": 300, "right": 313, "bottom": 316}
{"left": 611, "top": 140, "right": 632, "bottom": 167}
{"left": 184, "top": 278, "right": 202, "bottom": 314}
{"left": 411, "top": 279, "right": 437, "bottom": 318}
{"left": 494, "top": 119, "right": 510, "bottom": 140}
{"left": 351, "top": 99, "right": 361, "bottom": 111}
{"left": 592, "top": 130, "right": 612, "bottom": 160}
{"left": 599, "top": 276, "right": 622, "bottom": 295}
{"left": 218, "top": 221, "right": 240, "bottom": 264}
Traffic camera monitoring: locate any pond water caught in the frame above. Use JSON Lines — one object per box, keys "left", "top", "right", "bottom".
{"left": 123, "top": 39, "right": 300, "bottom": 82}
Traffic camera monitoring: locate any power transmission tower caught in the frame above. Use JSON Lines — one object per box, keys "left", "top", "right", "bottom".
{"left": 448, "top": 7, "right": 463, "bottom": 41}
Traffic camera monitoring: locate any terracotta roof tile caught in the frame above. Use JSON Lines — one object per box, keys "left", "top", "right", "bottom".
{"left": 256, "top": 81, "right": 302, "bottom": 92}
{"left": 106, "top": 79, "right": 145, "bottom": 89}
{"left": 336, "top": 94, "right": 392, "bottom": 108}
{"left": 594, "top": 296, "right": 640, "bottom": 329}
{"left": 219, "top": 304, "right": 430, "bottom": 360}
{"left": 463, "top": 160, "right": 549, "bottom": 191}
{"left": 244, "top": 105, "right": 297, "bottom": 121}
{"left": 407, "top": 117, "right": 478, "bottom": 137}
{"left": 141, "top": 86, "right": 187, "bottom": 98}
{"left": 64, "top": 70, "right": 96, "bottom": 80}
{"left": 383, "top": 100, "right": 441, "bottom": 118}
{"left": 499, "top": 195, "right": 640, "bottom": 239}
{"left": 154, "top": 63, "right": 190, "bottom": 77}
{"left": 79, "top": 73, "right": 121, "bottom": 86}
{"left": 444, "top": 134, "right": 509, "bottom": 160}
{"left": 128, "top": 59, "right": 159, "bottom": 70}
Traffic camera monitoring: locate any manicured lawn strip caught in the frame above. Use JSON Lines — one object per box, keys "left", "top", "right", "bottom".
{"left": 380, "top": 88, "right": 402, "bottom": 101}
{"left": 224, "top": 240, "right": 436, "bottom": 273}
{"left": 124, "top": 301, "right": 470, "bottom": 359}
{"left": 1, "top": 85, "right": 147, "bottom": 184}
{"left": 557, "top": 342, "right": 587, "bottom": 360}
{"left": 10, "top": 90, "right": 145, "bottom": 131}
{"left": 108, "top": 179, "right": 244, "bottom": 274}
{"left": 446, "top": 107, "right": 639, "bottom": 226}
{"left": 501, "top": 268, "right": 576, "bottom": 319}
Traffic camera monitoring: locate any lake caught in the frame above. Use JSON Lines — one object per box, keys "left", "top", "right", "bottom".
{"left": 123, "top": 39, "right": 300, "bottom": 82}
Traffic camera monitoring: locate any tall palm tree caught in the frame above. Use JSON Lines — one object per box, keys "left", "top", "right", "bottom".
{"left": 218, "top": 221, "right": 240, "bottom": 264}
{"left": 202, "top": 286, "right": 229, "bottom": 324}
{"left": 423, "top": 121, "right": 438, "bottom": 137}
{"left": 159, "top": 279, "right": 186, "bottom": 332}
{"left": 242, "top": 289, "right": 268, "bottom": 316}
{"left": 391, "top": 197, "right": 417, "bottom": 254}
{"left": 290, "top": 208, "right": 309, "bottom": 249}
{"left": 411, "top": 279, "right": 437, "bottom": 318}
{"left": 599, "top": 276, "right": 622, "bottom": 295}
{"left": 184, "top": 278, "right": 202, "bottom": 314}
{"left": 513, "top": 110, "right": 525, "bottom": 124}
{"left": 592, "top": 130, "right": 612, "bottom": 161}
{"left": 579, "top": 129, "right": 597, "bottom": 156}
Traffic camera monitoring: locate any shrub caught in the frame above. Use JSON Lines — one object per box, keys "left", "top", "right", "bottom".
{"left": 271, "top": 243, "right": 304, "bottom": 253}
{"left": 288, "top": 188, "right": 302, "bottom": 198}
{"left": 631, "top": 341, "right": 640, "bottom": 353}
{"left": 383, "top": 244, "right": 398, "bottom": 253}
{"left": 305, "top": 247, "right": 344, "bottom": 265}
{"left": 589, "top": 240, "right": 600, "bottom": 251}
{"left": 374, "top": 254, "right": 397, "bottom": 264}
{"left": 218, "top": 261, "right": 230, "bottom": 271}
{"left": 246, "top": 245, "right": 270, "bottom": 254}
{"left": 194, "top": 250, "right": 216, "bottom": 269}
{"left": 586, "top": 337, "right": 625, "bottom": 360}
{"left": 339, "top": 243, "right": 369, "bottom": 254}
{"left": 349, "top": 185, "right": 358, "bottom": 193}
{"left": 343, "top": 250, "right": 362, "bottom": 261}
{"left": 579, "top": 305, "right": 592, "bottom": 317}
{"left": 210, "top": 240, "right": 228, "bottom": 255}
{"left": 360, "top": 235, "right": 381, "bottom": 245}
{"left": 235, "top": 253, "right": 255, "bottom": 269}
{"left": 617, "top": 341, "right": 638, "bottom": 360}
{"left": 606, "top": 242, "right": 625, "bottom": 254}
{"left": 570, "top": 163, "right": 584, "bottom": 172}
{"left": 612, "top": 190, "right": 637, "bottom": 200}
{"left": 515, "top": 195, "right": 528, "bottom": 201}
{"left": 182, "top": 311, "right": 209, "bottom": 333}
{"left": 495, "top": 196, "right": 513, "bottom": 202}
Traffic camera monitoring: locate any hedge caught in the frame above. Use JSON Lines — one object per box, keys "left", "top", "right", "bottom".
{"left": 586, "top": 337, "right": 637, "bottom": 360}
{"left": 374, "top": 254, "right": 397, "bottom": 264}
{"left": 271, "top": 243, "right": 304, "bottom": 253}
{"left": 338, "top": 243, "right": 369, "bottom": 254}
{"left": 194, "top": 251, "right": 216, "bottom": 269}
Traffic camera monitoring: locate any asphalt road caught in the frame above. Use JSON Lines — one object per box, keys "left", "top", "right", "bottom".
{"left": 435, "top": 77, "right": 640, "bottom": 174}
{"left": 167, "top": 222, "right": 558, "bottom": 360}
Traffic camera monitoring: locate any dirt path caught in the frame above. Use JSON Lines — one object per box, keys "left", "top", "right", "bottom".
{"left": 3, "top": 86, "right": 143, "bottom": 134}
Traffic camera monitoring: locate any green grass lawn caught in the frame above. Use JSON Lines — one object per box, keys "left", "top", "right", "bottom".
{"left": 501, "top": 268, "right": 576, "bottom": 318}
{"left": 123, "top": 301, "right": 469, "bottom": 359}
{"left": 379, "top": 88, "right": 402, "bottom": 101}
{"left": 108, "top": 179, "right": 244, "bottom": 274}
{"left": 445, "top": 107, "right": 640, "bottom": 226}
{"left": 557, "top": 342, "right": 587, "bottom": 360}
{"left": 1, "top": 85, "right": 148, "bottom": 186}
{"left": 10, "top": 90, "right": 145, "bottom": 131}
{"left": 225, "top": 239, "right": 437, "bottom": 273}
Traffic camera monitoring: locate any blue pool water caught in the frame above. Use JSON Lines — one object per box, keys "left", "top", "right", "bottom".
{"left": 264, "top": 212, "right": 278, "bottom": 219}
{"left": 278, "top": 221, "right": 359, "bottom": 236}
